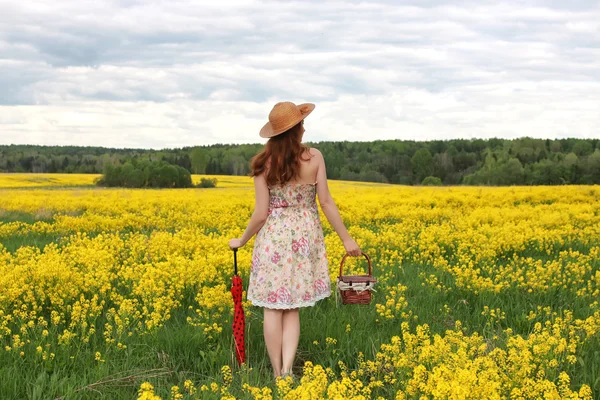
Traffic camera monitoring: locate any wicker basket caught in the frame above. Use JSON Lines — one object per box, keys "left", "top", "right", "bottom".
{"left": 337, "top": 252, "right": 377, "bottom": 305}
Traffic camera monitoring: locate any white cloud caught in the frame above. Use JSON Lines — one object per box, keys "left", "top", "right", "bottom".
{"left": 0, "top": 0, "right": 599, "bottom": 148}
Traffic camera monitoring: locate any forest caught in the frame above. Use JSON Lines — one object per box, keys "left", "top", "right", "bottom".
{"left": 1, "top": 137, "right": 599, "bottom": 185}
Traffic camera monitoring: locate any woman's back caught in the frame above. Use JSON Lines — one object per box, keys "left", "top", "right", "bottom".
{"left": 266, "top": 148, "right": 319, "bottom": 188}
{"left": 268, "top": 182, "right": 318, "bottom": 211}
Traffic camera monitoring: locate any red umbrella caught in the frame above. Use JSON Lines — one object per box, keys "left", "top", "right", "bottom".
{"left": 231, "top": 248, "right": 246, "bottom": 365}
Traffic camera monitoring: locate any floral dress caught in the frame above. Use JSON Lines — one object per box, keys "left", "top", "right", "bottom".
{"left": 247, "top": 181, "right": 331, "bottom": 309}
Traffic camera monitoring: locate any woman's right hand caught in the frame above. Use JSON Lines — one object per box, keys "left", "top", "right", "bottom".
{"left": 343, "top": 237, "right": 361, "bottom": 257}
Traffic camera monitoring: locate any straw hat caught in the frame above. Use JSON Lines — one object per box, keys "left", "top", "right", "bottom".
{"left": 259, "top": 101, "right": 315, "bottom": 138}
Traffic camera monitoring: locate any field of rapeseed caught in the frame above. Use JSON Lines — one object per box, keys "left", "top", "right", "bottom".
{"left": 0, "top": 173, "right": 599, "bottom": 399}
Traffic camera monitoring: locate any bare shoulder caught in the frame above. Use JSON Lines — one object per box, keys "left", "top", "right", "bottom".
{"left": 309, "top": 147, "right": 323, "bottom": 159}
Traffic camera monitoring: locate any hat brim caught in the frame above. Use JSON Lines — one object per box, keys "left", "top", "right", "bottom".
{"left": 259, "top": 103, "right": 315, "bottom": 138}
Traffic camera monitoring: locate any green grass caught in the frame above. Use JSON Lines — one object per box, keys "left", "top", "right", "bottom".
{"left": 1, "top": 234, "right": 599, "bottom": 399}
{"left": 1, "top": 233, "right": 67, "bottom": 253}
{"left": 1, "top": 260, "right": 598, "bottom": 399}
{"left": 0, "top": 211, "right": 56, "bottom": 225}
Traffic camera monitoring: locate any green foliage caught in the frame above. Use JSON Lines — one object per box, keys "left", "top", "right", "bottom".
{"left": 197, "top": 178, "right": 218, "bottom": 188}
{"left": 1, "top": 137, "right": 600, "bottom": 186}
{"left": 421, "top": 176, "right": 442, "bottom": 186}
{"left": 190, "top": 147, "right": 208, "bottom": 174}
{"left": 96, "top": 160, "right": 193, "bottom": 188}
{"left": 411, "top": 148, "right": 434, "bottom": 184}
{"left": 463, "top": 152, "right": 526, "bottom": 186}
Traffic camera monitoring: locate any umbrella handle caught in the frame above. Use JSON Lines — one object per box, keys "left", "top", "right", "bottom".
{"left": 233, "top": 248, "right": 238, "bottom": 275}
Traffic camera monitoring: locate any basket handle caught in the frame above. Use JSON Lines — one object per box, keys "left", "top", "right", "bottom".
{"left": 339, "top": 251, "right": 372, "bottom": 277}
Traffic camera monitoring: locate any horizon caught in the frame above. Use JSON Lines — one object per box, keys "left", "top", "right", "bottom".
{"left": 1, "top": 135, "right": 593, "bottom": 153}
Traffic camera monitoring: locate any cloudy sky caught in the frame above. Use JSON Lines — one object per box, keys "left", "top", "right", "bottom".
{"left": 1, "top": 0, "right": 599, "bottom": 149}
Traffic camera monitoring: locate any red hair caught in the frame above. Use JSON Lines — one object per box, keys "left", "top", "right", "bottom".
{"left": 249, "top": 121, "right": 311, "bottom": 187}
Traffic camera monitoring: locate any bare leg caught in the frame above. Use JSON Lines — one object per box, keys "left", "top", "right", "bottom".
{"left": 281, "top": 308, "right": 300, "bottom": 375}
{"left": 263, "top": 308, "right": 283, "bottom": 378}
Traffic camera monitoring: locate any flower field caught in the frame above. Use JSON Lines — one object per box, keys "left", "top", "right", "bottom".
{"left": 0, "top": 174, "right": 599, "bottom": 399}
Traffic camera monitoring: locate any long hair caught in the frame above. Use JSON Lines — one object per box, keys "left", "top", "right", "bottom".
{"left": 249, "top": 121, "right": 312, "bottom": 187}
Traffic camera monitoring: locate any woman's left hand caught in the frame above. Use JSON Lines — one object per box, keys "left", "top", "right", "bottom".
{"left": 229, "top": 238, "right": 243, "bottom": 249}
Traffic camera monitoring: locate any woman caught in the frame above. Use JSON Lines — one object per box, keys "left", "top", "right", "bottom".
{"left": 228, "top": 101, "right": 361, "bottom": 380}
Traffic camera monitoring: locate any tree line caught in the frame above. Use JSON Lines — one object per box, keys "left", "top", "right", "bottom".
{"left": 96, "top": 159, "right": 219, "bottom": 188}
{"left": 1, "top": 137, "right": 599, "bottom": 185}
{"left": 97, "top": 160, "right": 193, "bottom": 188}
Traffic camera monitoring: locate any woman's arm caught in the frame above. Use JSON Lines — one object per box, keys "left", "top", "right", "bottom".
{"left": 313, "top": 149, "right": 361, "bottom": 256}
{"left": 238, "top": 174, "right": 270, "bottom": 246}
{"left": 314, "top": 150, "right": 350, "bottom": 241}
